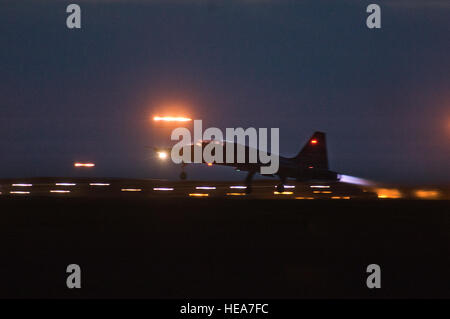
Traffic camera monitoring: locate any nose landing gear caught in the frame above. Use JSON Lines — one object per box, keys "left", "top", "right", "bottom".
{"left": 276, "top": 183, "right": 285, "bottom": 193}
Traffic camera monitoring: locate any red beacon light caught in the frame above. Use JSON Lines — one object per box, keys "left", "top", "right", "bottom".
{"left": 310, "top": 139, "right": 318, "bottom": 145}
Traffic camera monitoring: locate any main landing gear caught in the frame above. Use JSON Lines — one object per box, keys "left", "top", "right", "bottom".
{"left": 276, "top": 176, "right": 287, "bottom": 193}
{"left": 179, "top": 163, "right": 187, "bottom": 180}
{"left": 245, "top": 171, "right": 255, "bottom": 194}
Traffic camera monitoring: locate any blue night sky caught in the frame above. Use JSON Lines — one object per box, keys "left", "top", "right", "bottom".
{"left": 0, "top": 0, "right": 449, "bottom": 183}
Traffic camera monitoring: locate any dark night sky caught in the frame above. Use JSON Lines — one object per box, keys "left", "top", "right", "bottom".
{"left": 0, "top": 0, "right": 449, "bottom": 183}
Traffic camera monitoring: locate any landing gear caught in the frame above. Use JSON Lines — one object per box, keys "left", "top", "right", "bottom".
{"left": 276, "top": 183, "right": 285, "bottom": 193}
{"left": 245, "top": 171, "right": 255, "bottom": 194}
{"left": 276, "top": 176, "right": 287, "bottom": 193}
{"left": 179, "top": 163, "right": 187, "bottom": 180}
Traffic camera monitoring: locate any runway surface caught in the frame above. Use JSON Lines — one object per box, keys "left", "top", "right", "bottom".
{"left": 1, "top": 177, "right": 450, "bottom": 298}
{"left": 1, "top": 195, "right": 450, "bottom": 298}
{"left": 1, "top": 177, "right": 449, "bottom": 200}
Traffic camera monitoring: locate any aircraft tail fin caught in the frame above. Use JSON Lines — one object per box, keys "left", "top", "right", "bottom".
{"left": 292, "top": 131, "right": 329, "bottom": 169}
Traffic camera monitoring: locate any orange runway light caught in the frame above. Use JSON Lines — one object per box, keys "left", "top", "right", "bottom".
{"left": 226, "top": 193, "right": 246, "bottom": 196}
{"left": 274, "top": 191, "right": 294, "bottom": 195}
{"left": 375, "top": 188, "right": 402, "bottom": 199}
{"left": 153, "top": 116, "right": 192, "bottom": 122}
{"left": 121, "top": 188, "right": 142, "bottom": 192}
{"left": 414, "top": 190, "right": 440, "bottom": 199}
{"left": 189, "top": 193, "right": 209, "bottom": 197}
{"left": 74, "top": 162, "right": 95, "bottom": 168}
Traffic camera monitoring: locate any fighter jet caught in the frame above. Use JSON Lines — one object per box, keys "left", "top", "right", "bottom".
{"left": 156, "top": 131, "right": 340, "bottom": 194}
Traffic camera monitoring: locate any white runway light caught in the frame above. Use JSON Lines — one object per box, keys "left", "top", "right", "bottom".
{"left": 50, "top": 190, "right": 71, "bottom": 194}
{"left": 195, "top": 186, "right": 216, "bottom": 190}
{"left": 55, "top": 183, "right": 76, "bottom": 186}
{"left": 310, "top": 185, "right": 330, "bottom": 189}
{"left": 89, "top": 183, "right": 110, "bottom": 186}
{"left": 12, "top": 184, "right": 33, "bottom": 187}
{"left": 153, "top": 187, "right": 174, "bottom": 191}
{"left": 10, "top": 191, "right": 30, "bottom": 195}
{"left": 230, "top": 186, "right": 247, "bottom": 189}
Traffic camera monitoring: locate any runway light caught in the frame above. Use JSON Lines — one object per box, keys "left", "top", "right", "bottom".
{"left": 157, "top": 151, "right": 168, "bottom": 160}
{"left": 121, "top": 188, "right": 142, "bottom": 192}
{"left": 331, "top": 196, "right": 342, "bottom": 199}
{"left": 74, "top": 162, "right": 95, "bottom": 168}
{"left": 55, "top": 183, "right": 76, "bottom": 186}
{"left": 10, "top": 191, "right": 30, "bottom": 195}
{"left": 310, "top": 185, "right": 330, "bottom": 189}
{"left": 196, "top": 186, "right": 216, "bottom": 190}
{"left": 230, "top": 186, "right": 247, "bottom": 189}
{"left": 274, "top": 185, "right": 295, "bottom": 189}
{"left": 153, "top": 116, "right": 192, "bottom": 122}
{"left": 90, "top": 183, "right": 110, "bottom": 186}
{"left": 12, "top": 184, "right": 32, "bottom": 187}
{"left": 375, "top": 188, "right": 402, "bottom": 199}
{"left": 274, "top": 191, "right": 294, "bottom": 195}
{"left": 414, "top": 190, "right": 440, "bottom": 199}
{"left": 226, "top": 193, "right": 246, "bottom": 196}
{"left": 189, "top": 193, "right": 209, "bottom": 197}
{"left": 153, "top": 187, "right": 174, "bottom": 191}
{"left": 50, "top": 190, "right": 71, "bottom": 194}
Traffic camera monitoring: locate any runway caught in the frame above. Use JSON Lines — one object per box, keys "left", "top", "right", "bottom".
{"left": 1, "top": 177, "right": 449, "bottom": 200}
{"left": 1, "top": 177, "right": 449, "bottom": 298}
{"left": 1, "top": 194, "right": 450, "bottom": 298}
